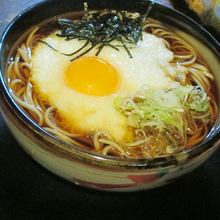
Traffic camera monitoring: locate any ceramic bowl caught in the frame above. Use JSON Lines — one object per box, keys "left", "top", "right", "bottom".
{"left": 0, "top": 0, "right": 220, "bottom": 192}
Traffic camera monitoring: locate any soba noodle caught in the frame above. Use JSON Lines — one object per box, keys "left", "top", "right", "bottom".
{"left": 7, "top": 18, "right": 218, "bottom": 159}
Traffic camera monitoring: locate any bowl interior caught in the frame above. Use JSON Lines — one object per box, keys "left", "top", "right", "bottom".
{"left": 0, "top": 0, "right": 220, "bottom": 167}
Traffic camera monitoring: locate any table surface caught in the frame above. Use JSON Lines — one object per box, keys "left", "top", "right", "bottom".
{"left": 1, "top": 1, "right": 220, "bottom": 219}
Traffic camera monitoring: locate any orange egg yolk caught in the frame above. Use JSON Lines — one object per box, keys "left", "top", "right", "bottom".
{"left": 65, "top": 56, "right": 120, "bottom": 96}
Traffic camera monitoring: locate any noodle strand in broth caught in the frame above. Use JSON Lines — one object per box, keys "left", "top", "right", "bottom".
{"left": 7, "top": 18, "right": 218, "bottom": 159}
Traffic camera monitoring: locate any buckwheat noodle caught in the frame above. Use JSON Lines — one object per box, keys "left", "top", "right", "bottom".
{"left": 7, "top": 19, "right": 218, "bottom": 159}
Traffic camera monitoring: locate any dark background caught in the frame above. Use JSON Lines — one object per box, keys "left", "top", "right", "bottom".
{"left": 0, "top": 0, "right": 220, "bottom": 219}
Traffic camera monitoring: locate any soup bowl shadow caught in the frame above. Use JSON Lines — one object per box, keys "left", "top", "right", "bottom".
{"left": 0, "top": 0, "right": 220, "bottom": 192}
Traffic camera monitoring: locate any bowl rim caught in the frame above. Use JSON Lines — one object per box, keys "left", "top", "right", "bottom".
{"left": 0, "top": 0, "right": 220, "bottom": 169}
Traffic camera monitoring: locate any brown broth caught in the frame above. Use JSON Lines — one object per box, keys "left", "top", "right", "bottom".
{"left": 7, "top": 12, "right": 219, "bottom": 157}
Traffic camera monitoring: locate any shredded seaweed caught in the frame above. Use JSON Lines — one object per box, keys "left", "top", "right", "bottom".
{"left": 39, "top": 2, "right": 154, "bottom": 60}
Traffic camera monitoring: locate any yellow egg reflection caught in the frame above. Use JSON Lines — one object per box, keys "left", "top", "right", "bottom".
{"left": 65, "top": 56, "right": 120, "bottom": 96}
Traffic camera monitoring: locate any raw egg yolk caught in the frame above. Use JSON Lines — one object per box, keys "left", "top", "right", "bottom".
{"left": 65, "top": 56, "right": 120, "bottom": 96}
